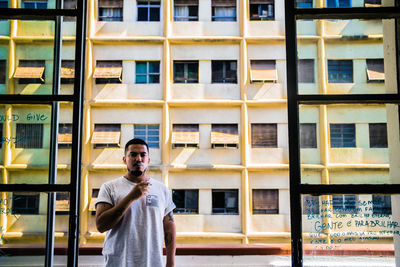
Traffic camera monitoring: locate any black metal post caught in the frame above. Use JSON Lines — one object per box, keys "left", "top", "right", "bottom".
{"left": 285, "top": 0, "right": 303, "bottom": 266}
{"left": 67, "top": 0, "right": 87, "bottom": 264}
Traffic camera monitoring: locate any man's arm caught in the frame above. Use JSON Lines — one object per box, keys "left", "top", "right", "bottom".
{"left": 96, "top": 180, "right": 149, "bottom": 233}
{"left": 163, "top": 211, "right": 176, "bottom": 267}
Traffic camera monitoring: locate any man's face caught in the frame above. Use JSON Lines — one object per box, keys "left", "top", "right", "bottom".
{"left": 123, "top": 144, "right": 150, "bottom": 178}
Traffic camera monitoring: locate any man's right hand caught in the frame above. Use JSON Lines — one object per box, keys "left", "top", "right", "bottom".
{"left": 131, "top": 180, "right": 150, "bottom": 200}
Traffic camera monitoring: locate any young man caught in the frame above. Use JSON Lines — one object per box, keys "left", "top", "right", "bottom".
{"left": 96, "top": 138, "right": 176, "bottom": 267}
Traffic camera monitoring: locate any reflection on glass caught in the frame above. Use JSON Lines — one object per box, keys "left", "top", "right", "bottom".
{"left": 297, "top": 18, "right": 397, "bottom": 95}
{"left": 300, "top": 104, "right": 397, "bottom": 184}
{"left": 302, "top": 194, "right": 397, "bottom": 266}
{"left": 0, "top": 104, "right": 73, "bottom": 184}
{"left": 295, "top": 0, "right": 389, "bottom": 8}
{"left": 0, "top": 192, "right": 47, "bottom": 265}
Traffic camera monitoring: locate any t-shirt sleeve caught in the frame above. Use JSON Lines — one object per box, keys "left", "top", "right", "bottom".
{"left": 95, "top": 183, "right": 114, "bottom": 208}
{"left": 164, "top": 187, "right": 176, "bottom": 216}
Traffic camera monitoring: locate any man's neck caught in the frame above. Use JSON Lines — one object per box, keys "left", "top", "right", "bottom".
{"left": 124, "top": 173, "right": 147, "bottom": 183}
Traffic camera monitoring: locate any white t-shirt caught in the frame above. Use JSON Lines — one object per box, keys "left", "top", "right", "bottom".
{"left": 96, "top": 176, "right": 176, "bottom": 267}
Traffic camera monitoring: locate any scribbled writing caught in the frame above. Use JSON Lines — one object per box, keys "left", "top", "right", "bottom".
{"left": 0, "top": 113, "right": 49, "bottom": 122}
{"left": 0, "top": 197, "right": 21, "bottom": 220}
{"left": 1, "top": 137, "right": 27, "bottom": 145}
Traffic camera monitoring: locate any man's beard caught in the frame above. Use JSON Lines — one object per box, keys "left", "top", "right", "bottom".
{"left": 130, "top": 169, "right": 143, "bottom": 177}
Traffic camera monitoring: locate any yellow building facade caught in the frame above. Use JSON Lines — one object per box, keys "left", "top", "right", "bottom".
{"left": 0, "top": 0, "right": 397, "bottom": 257}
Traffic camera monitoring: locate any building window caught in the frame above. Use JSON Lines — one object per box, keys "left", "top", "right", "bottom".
{"left": 172, "top": 124, "right": 199, "bottom": 148}
{"left": 15, "top": 123, "right": 43, "bottom": 149}
{"left": 212, "top": 0, "right": 236, "bottom": 21}
{"left": 58, "top": 123, "right": 73, "bottom": 149}
{"left": 296, "top": 0, "right": 313, "bottom": 8}
{"left": 0, "top": 60, "right": 6, "bottom": 84}
{"left": 332, "top": 195, "right": 357, "bottom": 214}
{"left": 89, "top": 188, "right": 100, "bottom": 214}
{"left": 134, "top": 124, "right": 160, "bottom": 148}
{"left": 22, "top": 0, "right": 47, "bottom": 8}
{"left": 328, "top": 59, "right": 353, "bottom": 83}
{"left": 330, "top": 124, "right": 356, "bottom": 148}
{"left": 135, "top": 61, "right": 160, "bottom": 84}
{"left": 137, "top": 0, "right": 160, "bottom": 21}
{"left": 211, "top": 124, "right": 239, "bottom": 148}
{"left": 93, "top": 60, "right": 122, "bottom": 84}
{"left": 298, "top": 59, "right": 314, "bottom": 83}
{"left": 173, "top": 61, "right": 198, "bottom": 83}
{"left": 12, "top": 193, "right": 40, "bottom": 215}
{"left": 91, "top": 124, "right": 121, "bottom": 148}
{"left": 14, "top": 60, "right": 45, "bottom": 84}
{"left": 366, "top": 59, "right": 384, "bottom": 83}
{"left": 212, "top": 189, "right": 239, "bottom": 214}
{"left": 56, "top": 192, "right": 69, "bottom": 215}
{"left": 212, "top": 60, "right": 237, "bottom": 83}
{"left": 249, "top": 60, "right": 278, "bottom": 83}
{"left": 249, "top": 0, "right": 274, "bottom": 21}
{"left": 326, "top": 0, "right": 351, "bottom": 7}
{"left": 252, "top": 189, "right": 279, "bottom": 214}
{"left": 302, "top": 195, "right": 320, "bottom": 215}
{"left": 372, "top": 195, "right": 391, "bottom": 215}
{"left": 369, "top": 123, "right": 387, "bottom": 148}
{"left": 251, "top": 123, "right": 277, "bottom": 148}
{"left": 174, "top": 0, "right": 198, "bottom": 21}
{"left": 98, "top": 0, "right": 123, "bottom": 21}
{"left": 0, "top": 0, "right": 8, "bottom": 8}
{"left": 172, "top": 189, "right": 199, "bottom": 214}
{"left": 364, "top": 0, "right": 381, "bottom": 7}
{"left": 300, "top": 123, "right": 317, "bottom": 148}
{"left": 61, "top": 60, "right": 75, "bottom": 84}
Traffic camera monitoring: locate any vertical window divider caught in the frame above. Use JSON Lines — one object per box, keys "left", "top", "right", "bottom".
{"left": 45, "top": 0, "right": 63, "bottom": 264}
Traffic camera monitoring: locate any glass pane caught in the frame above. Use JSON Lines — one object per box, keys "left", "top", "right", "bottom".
{"left": 297, "top": 19, "right": 397, "bottom": 94}
{"left": 0, "top": 103, "right": 73, "bottom": 184}
{"left": 299, "top": 104, "right": 398, "bottom": 184}
{"left": 295, "top": 0, "right": 393, "bottom": 8}
{"left": 302, "top": 194, "right": 398, "bottom": 266}
{"left": 0, "top": 192, "right": 49, "bottom": 265}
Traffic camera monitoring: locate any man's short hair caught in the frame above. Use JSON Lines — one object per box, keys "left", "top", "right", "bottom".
{"left": 124, "top": 138, "right": 149, "bottom": 155}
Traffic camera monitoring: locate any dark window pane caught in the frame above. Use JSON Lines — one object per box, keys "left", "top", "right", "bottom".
{"left": 12, "top": 193, "right": 40, "bottom": 214}
{"left": 333, "top": 195, "right": 357, "bottom": 214}
{"left": 372, "top": 195, "right": 391, "bottom": 215}
{"left": 212, "top": 189, "right": 238, "bottom": 214}
{"left": 298, "top": 59, "right": 314, "bottom": 83}
{"left": 251, "top": 123, "right": 277, "bottom": 148}
{"left": 300, "top": 123, "right": 317, "bottom": 148}
{"left": 15, "top": 124, "right": 43, "bottom": 149}
{"left": 149, "top": 7, "right": 160, "bottom": 21}
{"left": 0, "top": 60, "right": 6, "bottom": 84}
{"left": 369, "top": 123, "right": 387, "bottom": 148}
{"left": 302, "top": 195, "right": 320, "bottom": 215}
{"left": 330, "top": 124, "right": 356, "bottom": 148}
{"left": 173, "top": 189, "right": 199, "bottom": 214}
{"left": 253, "top": 189, "right": 279, "bottom": 214}
{"left": 328, "top": 60, "right": 353, "bottom": 83}
{"left": 137, "top": 7, "right": 148, "bottom": 21}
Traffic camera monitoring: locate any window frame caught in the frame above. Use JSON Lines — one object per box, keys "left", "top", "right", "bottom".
{"left": 133, "top": 124, "right": 160, "bottom": 148}
{"left": 212, "top": 189, "right": 239, "bottom": 214}
{"left": 137, "top": 0, "right": 161, "bottom": 21}
{"left": 173, "top": 61, "right": 199, "bottom": 83}
{"left": 251, "top": 123, "right": 278, "bottom": 148}
{"left": 174, "top": 0, "right": 199, "bottom": 21}
{"left": 15, "top": 123, "right": 44, "bottom": 149}
{"left": 252, "top": 189, "right": 279, "bottom": 214}
{"left": 135, "top": 61, "right": 160, "bottom": 84}
{"left": 211, "top": 60, "right": 238, "bottom": 84}
{"left": 327, "top": 59, "right": 353, "bottom": 83}
{"left": 329, "top": 123, "right": 356, "bottom": 148}
{"left": 172, "top": 189, "right": 199, "bottom": 214}
{"left": 249, "top": 0, "right": 275, "bottom": 21}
